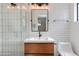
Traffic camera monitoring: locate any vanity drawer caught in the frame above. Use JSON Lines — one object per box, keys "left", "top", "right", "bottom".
{"left": 24, "top": 43, "right": 54, "bottom": 55}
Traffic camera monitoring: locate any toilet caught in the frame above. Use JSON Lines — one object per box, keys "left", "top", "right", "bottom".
{"left": 57, "top": 42, "right": 77, "bottom": 56}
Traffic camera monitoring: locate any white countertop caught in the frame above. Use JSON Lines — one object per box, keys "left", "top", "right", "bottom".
{"left": 24, "top": 37, "right": 56, "bottom": 43}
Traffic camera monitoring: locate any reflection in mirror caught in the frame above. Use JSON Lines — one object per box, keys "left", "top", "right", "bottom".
{"left": 31, "top": 9, "right": 48, "bottom": 32}
{"left": 38, "top": 16, "right": 47, "bottom": 31}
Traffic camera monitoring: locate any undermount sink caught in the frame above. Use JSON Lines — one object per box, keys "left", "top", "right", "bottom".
{"left": 24, "top": 37, "right": 55, "bottom": 43}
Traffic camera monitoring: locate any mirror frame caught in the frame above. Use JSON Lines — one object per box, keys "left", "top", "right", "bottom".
{"left": 31, "top": 9, "right": 49, "bottom": 32}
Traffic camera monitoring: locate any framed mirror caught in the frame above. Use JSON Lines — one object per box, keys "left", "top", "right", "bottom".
{"left": 77, "top": 3, "right": 79, "bottom": 21}
{"left": 31, "top": 9, "right": 48, "bottom": 32}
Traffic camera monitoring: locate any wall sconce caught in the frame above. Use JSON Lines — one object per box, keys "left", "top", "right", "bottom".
{"left": 11, "top": 3, "right": 16, "bottom": 7}
{"left": 7, "top": 3, "right": 27, "bottom": 10}
{"left": 31, "top": 3, "right": 48, "bottom": 9}
{"left": 7, "top": 3, "right": 17, "bottom": 9}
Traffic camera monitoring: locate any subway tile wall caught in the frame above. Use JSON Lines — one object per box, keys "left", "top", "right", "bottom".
{"left": 0, "top": 3, "right": 28, "bottom": 56}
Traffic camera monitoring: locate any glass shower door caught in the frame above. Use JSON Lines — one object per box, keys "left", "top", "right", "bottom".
{"left": 1, "top": 3, "right": 28, "bottom": 56}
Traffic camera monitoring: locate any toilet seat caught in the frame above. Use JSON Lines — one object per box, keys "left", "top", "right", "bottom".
{"left": 58, "top": 51, "right": 77, "bottom": 56}
{"left": 58, "top": 42, "right": 77, "bottom": 56}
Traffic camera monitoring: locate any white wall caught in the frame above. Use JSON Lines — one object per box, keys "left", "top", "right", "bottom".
{"left": 42, "top": 3, "right": 71, "bottom": 42}
{"left": 69, "top": 3, "right": 79, "bottom": 55}
{"left": 28, "top": 3, "right": 72, "bottom": 42}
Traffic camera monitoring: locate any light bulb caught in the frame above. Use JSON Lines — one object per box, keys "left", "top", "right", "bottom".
{"left": 34, "top": 4, "right": 38, "bottom": 9}
{"left": 7, "top": 5, "right": 10, "bottom": 9}
{"left": 34, "top": 4, "right": 37, "bottom": 7}
{"left": 43, "top": 4, "right": 46, "bottom": 6}
{"left": 17, "top": 6, "right": 20, "bottom": 9}
{"left": 41, "top": 6, "right": 44, "bottom": 9}
{"left": 43, "top": 4, "right": 46, "bottom": 9}
{"left": 36, "top": 5, "right": 39, "bottom": 9}
{"left": 42, "top": 4, "right": 48, "bottom": 9}
{"left": 32, "top": 5, "right": 35, "bottom": 9}
{"left": 22, "top": 6, "right": 26, "bottom": 9}
{"left": 45, "top": 6, "right": 48, "bottom": 9}
{"left": 12, "top": 6, "right": 15, "bottom": 9}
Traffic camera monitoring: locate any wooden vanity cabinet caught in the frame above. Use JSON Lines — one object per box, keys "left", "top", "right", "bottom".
{"left": 24, "top": 43, "right": 54, "bottom": 56}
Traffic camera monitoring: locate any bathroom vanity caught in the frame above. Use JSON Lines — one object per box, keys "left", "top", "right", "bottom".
{"left": 24, "top": 38, "right": 56, "bottom": 56}
{"left": 23, "top": 3, "right": 54, "bottom": 56}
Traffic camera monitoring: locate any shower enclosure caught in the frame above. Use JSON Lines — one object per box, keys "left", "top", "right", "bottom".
{"left": 0, "top": 3, "right": 30, "bottom": 56}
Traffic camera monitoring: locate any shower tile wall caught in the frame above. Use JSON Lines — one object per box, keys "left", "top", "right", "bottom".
{"left": 2, "top": 3, "right": 23, "bottom": 56}
{"left": 0, "top": 3, "right": 29, "bottom": 56}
